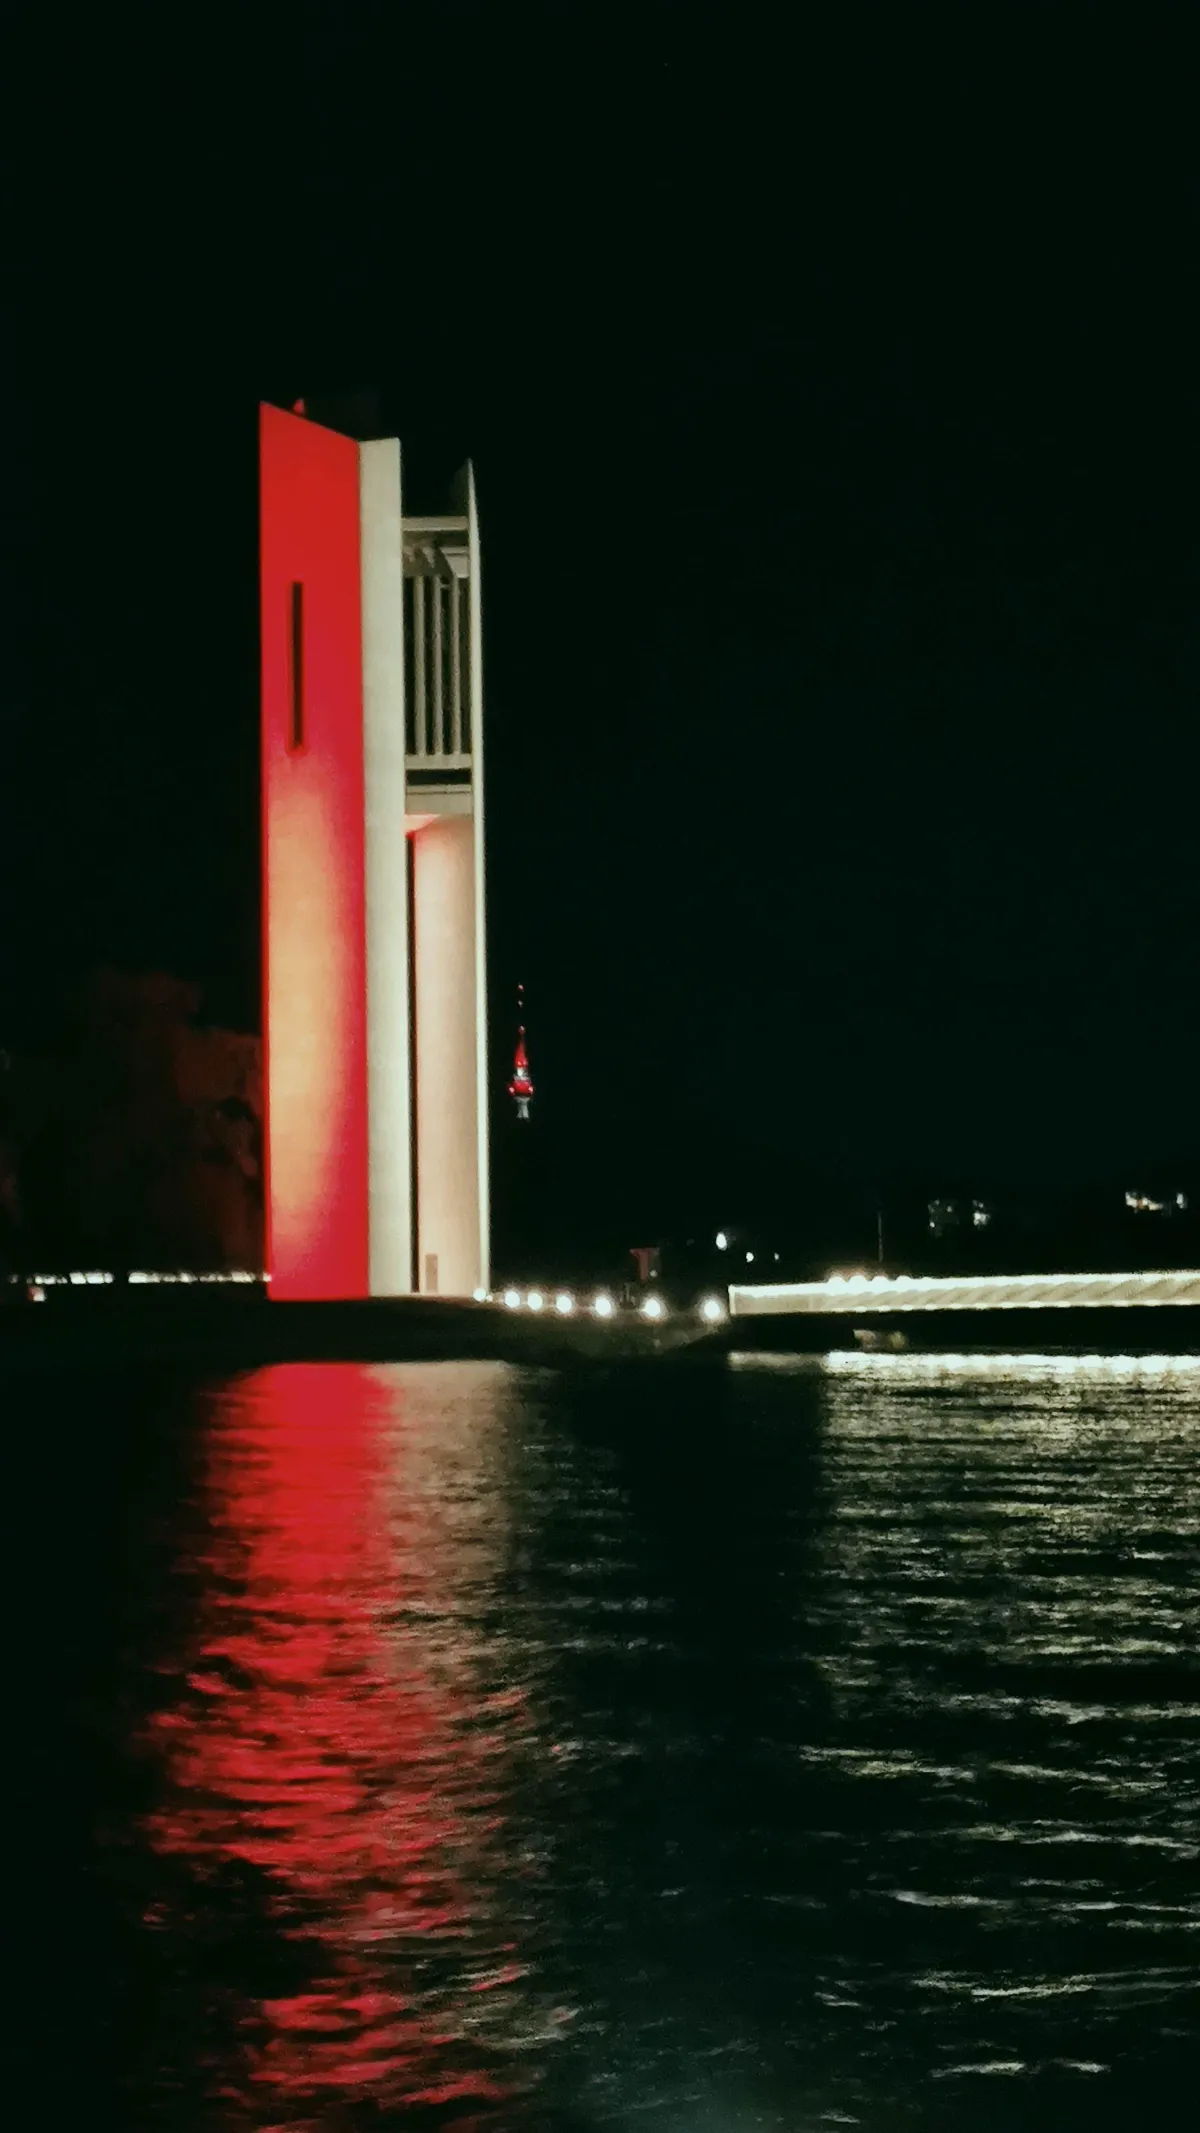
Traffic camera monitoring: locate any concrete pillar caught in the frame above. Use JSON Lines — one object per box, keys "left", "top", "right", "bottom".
{"left": 465, "top": 464, "right": 490, "bottom": 1292}
{"left": 359, "top": 438, "right": 412, "bottom": 1294}
{"left": 413, "top": 814, "right": 482, "bottom": 1294}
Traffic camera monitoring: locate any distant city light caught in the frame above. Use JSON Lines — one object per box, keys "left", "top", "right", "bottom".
{"left": 592, "top": 1293, "right": 615, "bottom": 1318}
{"left": 1125, "top": 1190, "right": 1188, "bottom": 1215}
{"left": 745, "top": 1250, "right": 755, "bottom": 1264}
{"left": 715, "top": 1231, "right": 729, "bottom": 1251}
{"left": 21, "top": 1270, "right": 116, "bottom": 1286}
{"left": 927, "top": 1197, "right": 962, "bottom": 1235}
{"left": 641, "top": 1294, "right": 666, "bottom": 1320}
{"left": 503, "top": 1288, "right": 521, "bottom": 1309}
{"left": 699, "top": 1295, "right": 725, "bottom": 1322}
{"left": 472, "top": 1286, "right": 488, "bottom": 1302}
{"left": 555, "top": 1292, "right": 575, "bottom": 1315}
{"left": 126, "top": 1270, "right": 257, "bottom": 1285}
{"left": 526, "top": 1290, "right": 544, "bottom": 1312}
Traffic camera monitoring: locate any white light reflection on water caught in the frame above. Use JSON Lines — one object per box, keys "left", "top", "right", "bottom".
{"left": 821, "top": 1349, "right": 1200, "bottom": 1378}
{"left": 740, "top": 1340, "right": 1200, "bottom": 2119}
{"left": 729, "top": 1349, "right": 1200, "bottom": 1381}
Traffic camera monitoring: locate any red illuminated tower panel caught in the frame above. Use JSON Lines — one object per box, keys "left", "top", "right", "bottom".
{"left": 260, "top": 406, "right": 370, "bottom": 1300}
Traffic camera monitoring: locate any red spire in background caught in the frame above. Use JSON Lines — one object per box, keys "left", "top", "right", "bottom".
{"left": 507, "top": 986, "right": 534, "bottom": 1120}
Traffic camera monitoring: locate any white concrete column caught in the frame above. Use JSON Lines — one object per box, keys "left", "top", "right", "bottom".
{"left": 466, "top": 463, "right": 490, "bottom": 1289}
{"left": 412, "top": 814, "right": 482, "bottom": 1295}
{"left": 359, "top": 438, "right": 412, "bottom": 1294}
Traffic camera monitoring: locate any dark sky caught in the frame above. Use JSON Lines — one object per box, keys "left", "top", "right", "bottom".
{"left": 10, "top": 6, "right": 1199, "bottom": 1193}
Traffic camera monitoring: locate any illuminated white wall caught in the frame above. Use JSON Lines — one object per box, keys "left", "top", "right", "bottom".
{"left": 360, "top": 437, "right": 413, "bottom": 1295}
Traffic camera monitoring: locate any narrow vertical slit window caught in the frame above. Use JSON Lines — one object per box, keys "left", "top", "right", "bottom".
{"left": 287, "top": 582, "right": 305, "bottom": 751}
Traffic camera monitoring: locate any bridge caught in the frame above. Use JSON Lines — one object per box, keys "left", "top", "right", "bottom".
{"left": 728, "top": 1269, "right": 1200, "bottom": 1318}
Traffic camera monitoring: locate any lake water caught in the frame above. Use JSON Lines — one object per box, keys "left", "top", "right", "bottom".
{"left": 20, "top": 1350, "right": 1200, "bottom": 2128}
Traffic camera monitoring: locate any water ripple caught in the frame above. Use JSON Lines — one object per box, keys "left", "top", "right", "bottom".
{"left": 27, "top": 1348, "right": 1200, "bottom": 2127}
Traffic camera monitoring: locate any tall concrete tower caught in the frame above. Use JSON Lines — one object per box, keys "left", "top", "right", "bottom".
{"left": 259, "top": 403, "right": 488, "bottom": 1301}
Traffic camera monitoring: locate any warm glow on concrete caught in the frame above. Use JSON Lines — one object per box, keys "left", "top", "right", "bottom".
{"left": 413, "top": 816, "right": 483, "bottom": 1295}
{"left": 266, "top": 779, "right": 364, "bottom": 1274}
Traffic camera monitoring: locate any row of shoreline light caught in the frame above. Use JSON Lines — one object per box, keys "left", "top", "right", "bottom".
{"left": 11, "top": 1272, "right": 726, "bottom": 1321}
{"left": 9, "top": 1269, "right": 261, "bottom": 1289}
{"left": 476, "top": 1286, "right": 727, "bottom": 1325}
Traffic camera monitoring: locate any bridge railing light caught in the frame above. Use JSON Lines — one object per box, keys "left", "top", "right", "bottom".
{"left": 729, "top": 1266, "right": 1200, "bottom": 1319}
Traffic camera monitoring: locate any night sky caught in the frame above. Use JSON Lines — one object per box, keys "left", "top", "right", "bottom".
{"left": 11, "top": 9, "right": 1198, "bottom": 1214}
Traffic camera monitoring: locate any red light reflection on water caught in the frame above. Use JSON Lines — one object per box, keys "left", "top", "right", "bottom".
{"left": 145, "top": 1363, "right": 535, "bottom": 2125}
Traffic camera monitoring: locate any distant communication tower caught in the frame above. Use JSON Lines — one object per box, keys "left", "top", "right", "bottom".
{"left": 508, "top": 985, "right": 534, "bottom": 1121}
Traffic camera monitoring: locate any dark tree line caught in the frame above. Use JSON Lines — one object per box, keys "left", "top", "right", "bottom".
{"left": 0, "top": 969, "right": 262, "bottom": 1275}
